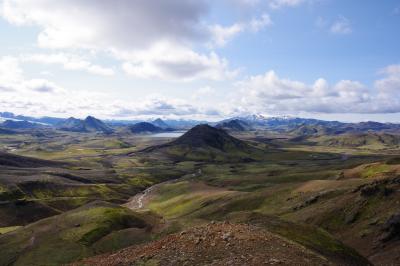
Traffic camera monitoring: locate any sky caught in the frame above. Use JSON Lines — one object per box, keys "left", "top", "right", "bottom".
{"left": 0, "top": 0, "right": 399, "bottom": 122}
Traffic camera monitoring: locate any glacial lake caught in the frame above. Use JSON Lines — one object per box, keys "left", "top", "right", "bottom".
{"left": 148, "top": 131, "right": 186, "bottom": 138}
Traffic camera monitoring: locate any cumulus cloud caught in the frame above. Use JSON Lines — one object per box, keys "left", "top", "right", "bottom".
{"left": 120, "top": 42, "right": 237, "bottom": 81}
{"left": 375, "top": 65, "right": 400, "bottom": 111}
{"left": 0, "top": 0, "right": 240, "bottom": 81}
{"left": 23, "top": 79, "right": 64, "bottom": 93}
{"left": 232, "top": 69, "right": 400, "bottom": 115}
{"left": 230, "top": 0, "right": 307, "bottom": 10}
{"left": 112, "top": 96, "right": 203, "bottom": 117}
{"left": 209, "top": 13, "right": 272, "bottom": 47}
{"left": 0, "top": 0, "right": 208, "bottom": 50}
{"left": 22, "top": 53, "right": 115, "bottom": 76}
{"left": 0, "top": 56, "right": 23, "bottom": 87}
{"left": 0, "top": 1, "right": 279, "bottom": 80}
{"left": 249, "top": 13, "right": 273, "bottom": 32}
{"left": 0, "top": 56, "right": 65, "bottom": 94}
{"left": 232, "top": 0, "right": 261, "bottom": 6}
{"left": 210, "top": 23, "right": 244, "bottom": 47}
{"left": 192, "top": 86, "right": 216, "bottom": 101}
{"left": 268, "top": 0, "right": 305, "bottom": 9}
{"left": 330, "top": 16, "right": 352, "bottom": 34}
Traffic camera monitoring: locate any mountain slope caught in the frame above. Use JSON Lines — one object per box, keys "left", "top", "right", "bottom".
{"left": 84, "top": 116, "right": 113, "bottom": 134}
{"left": 1, "top": 120, "right": 45, "bottom": 129}
{"left": 129, "top": 122, "right": 163, "bottom": 134}
{"left": 0, "top": 127, "right": 17, "bottom": 135}
{"left": 57, "top": 117, "right": 84, "bottom": 131}
{"left": 57, "top": 116, "right": 113, "bottom": 134}
{"left": 289, "top": 124, "right": 338, "bottom": 136}
{"left": 0, "top": 151, "right": 62, "bottom": 168}
{"left": 216, "top": 119, "right": 252, "bottom": 131}
{"left": 0, "top": 112, "right": 66, "bottom": 125}
{"left": 151, "top": 118, "right": 169, "bottom": 129}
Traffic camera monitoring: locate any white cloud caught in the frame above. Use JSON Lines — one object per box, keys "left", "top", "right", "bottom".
{"left": 22, "top": 53, "right": 115, "bottom": 76}
{"left": 0, "top": 0, "right": 239, "bottom": 81}
{"left": 120, "top": 42, "right": 237, "bottom": 81}
{"left": 330, "top": 16, "right": 352, "bottom": 35}
{"left": 268, "top": 0, "right": 305, "bottom": 9}
{"left": 0, "top": 0, "right": 208, "bottom": 50}
{"left": 380, "top": 64, "right": 400, "bottom": 76}
{"left": 0, "top": 56, "right": 23, "bottom": 87}
{"left": 197, "top": 86, "right": 215, "bottom": 95}
{"left": 375, "top": 65, "right": 400, "bottom": 94}
{"left": 232, "top": 68, "right": 400, "bottom": 115}
{"left": 23, "top": 79, "right": 64, "bottom": 93}
{"left": 0, "top": 56, "right": 222, "bottom": 119}
{"left": 112, "top": 96, "right": 204, "bottom": 117}
{"left": 192, "top": 86, "right": 216, "bottom": 101}
{"left": 1, "top": 1, "right": 281, "bottom": 81}
{"left": 0, "top": 56, "right": 64, "bottom": 94}
{"left": 232, "top": 0, "right": 261, "bottom": 6}
{"left": 2, "top": 57, "right": 400, "bottom": 119}
{"left": 249, "top": 13, "right": 273, "bottom": 32}
{"left": 230, "top": 0, "right": 307, "bottom": 10}
{"left": 210, "top": 23, "right": 244, "bottom": 47}
{"left": 209, "top": 13, "right": 272, "bottom": 47}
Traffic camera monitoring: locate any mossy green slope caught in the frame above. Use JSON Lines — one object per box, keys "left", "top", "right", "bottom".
{"left": 0, "top": 201, "right": 153, "bottom": 266}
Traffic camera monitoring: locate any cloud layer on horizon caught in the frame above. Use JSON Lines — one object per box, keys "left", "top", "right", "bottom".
{"left": 1, "top": 55, "right": 399, "bottom": 120}
{"left": 233, "top": 69, "right": 400, "bottom": 115}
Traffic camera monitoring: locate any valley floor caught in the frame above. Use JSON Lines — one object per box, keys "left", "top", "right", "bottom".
{"left": 0, "top": 129, "right": 400, "bottom": 265}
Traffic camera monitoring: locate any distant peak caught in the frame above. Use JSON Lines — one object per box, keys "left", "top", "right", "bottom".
{"left": 85, "top": 115, "right": 97, "bottom": 120}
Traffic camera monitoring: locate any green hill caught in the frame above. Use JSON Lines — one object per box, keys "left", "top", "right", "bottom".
{"left": 315, "top": 133, "right": 400, "bottom": 149}
{"left": 143, "top": 124, "right": 263, "bottom": 162}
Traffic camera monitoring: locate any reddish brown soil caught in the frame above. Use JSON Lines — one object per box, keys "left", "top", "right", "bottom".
{"left": 74, "top": 222, "right": 334, "bottom": 266}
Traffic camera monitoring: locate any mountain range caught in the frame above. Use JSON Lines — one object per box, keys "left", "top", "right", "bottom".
{"left": 57, "top": 116, "right": 114, "bottom": 134}
{"left": 1, "top": 111, "right": 400, "bottom": 135}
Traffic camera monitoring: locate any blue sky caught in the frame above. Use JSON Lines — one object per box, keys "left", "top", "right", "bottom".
{"left": 0, "top": 0, "right": 399, "bottom": 122}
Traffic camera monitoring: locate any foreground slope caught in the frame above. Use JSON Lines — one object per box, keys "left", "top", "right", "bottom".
{"left": 77, "top": 222, "right": 367, "bottom": 266}
{"left": 0, "top": 201, "right": 155, "bottom": 266}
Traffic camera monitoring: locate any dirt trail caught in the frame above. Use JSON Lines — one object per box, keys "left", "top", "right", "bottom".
{"left": 123, "top": 169, "right": 202, "bottom": 210}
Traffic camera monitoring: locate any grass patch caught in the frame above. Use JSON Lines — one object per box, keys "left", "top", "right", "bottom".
{"left": 0, "top": 226, "right": 22, "bottom": 234}
{"left": 360, "top": 163, "right": 391, "bottom": 178}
